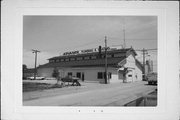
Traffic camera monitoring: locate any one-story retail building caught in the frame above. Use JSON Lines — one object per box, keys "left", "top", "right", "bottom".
{"left": 37, "top": 47, "right": 143, "bottom": 83}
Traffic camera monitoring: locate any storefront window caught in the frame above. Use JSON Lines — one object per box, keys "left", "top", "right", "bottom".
{"left": 97, "top": 72, "right": 103, "bottom": 79}
{"left": 68, "top": 72, "right": 72, "bottom": 77}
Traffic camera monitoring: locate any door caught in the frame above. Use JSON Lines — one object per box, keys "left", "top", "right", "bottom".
{"left": 82, "top": 72, "right": 85, "bottom": 81}
{"left": 76, "top": 72, "right": 81, "bottom": 79}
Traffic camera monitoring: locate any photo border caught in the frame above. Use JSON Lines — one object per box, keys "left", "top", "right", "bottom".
{"left": 1, "top": 1, "right": 179, "bottom": 120}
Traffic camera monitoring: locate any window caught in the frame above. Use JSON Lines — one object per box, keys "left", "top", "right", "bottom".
{"left": 77, "top": 57, "right": 83, "bottom": 60}
{"left": 91, "top": 56, "right": 97, "bottom": 59}
{"left": 98, "top": 72, "right": 111, "bottom": 79}
{"left": 49, "top": 60, "right": 54, "bottom": 63}
{"left": 68, "top": 72, "right": 72, "bottom": 76}
{"left": 55, "top": 59, "right": 59, "bottom": 62}
{"left": 70, "top": 58, "right": 75, "bottom": 61}
{"left": 60, "top": 59, "right": 64, "bottom": 62}
{"left": 128, "top": 75, "right": 132, "bottom": 77}
{"left": 97, "top": 72, "right": 103, "bottom": 79}
{"left": 65, "top": 58, "right": 69, "bottom": 61}
{"left": 76, "top": 72, "right": 81, "bottom": 79}
{"left": 114, "top": 53, "right": 124, "bottom": 57}
{"left": 84, "top": 56, "right": 90, "bottom": 60}
{"left": 108, "top": 72, "right": 112, "bottom": 79}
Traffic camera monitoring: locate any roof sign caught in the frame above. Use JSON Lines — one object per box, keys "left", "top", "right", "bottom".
{"left": 62, "top": 47, "right": 113, "bottom": 56}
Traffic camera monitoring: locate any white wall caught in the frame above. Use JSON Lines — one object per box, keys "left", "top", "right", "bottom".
{"left": 124, "top": 54, "right": 142, "bottom": 82}
{"left": 37, "top": 54, "right": 142, "bottom": 82}
{"left": 37, "top": 67, "right": 120, "bottom": 82}
{"left": 63, "top": 67, "right": 118, "bottom": 82}
{"left": 135, "top": 64, "right": 143, "bottom": 81}
{"left": 37, "top": 67, "right": 54, "bottom": 77}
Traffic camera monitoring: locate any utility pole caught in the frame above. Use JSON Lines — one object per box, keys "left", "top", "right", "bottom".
{"left": 123, "top": 28, "right": 126, "bottom": 49}
{"left": 104, "top": 36, "right": 108, "bottom": 84}
{"left": 123, "top": 18, "right": 126, "bottom": 49}
{"left": 32, "top": 49, "right": 40, "bottom": 80}
{"left": 135, "top": 48, "right": 157, "bottom": 80}
{"left": 142, "top": 48, "right": 147, "bottom": 81}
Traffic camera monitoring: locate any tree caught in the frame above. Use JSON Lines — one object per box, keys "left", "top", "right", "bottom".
{"left": 52, "top": 68, "right": 62, "bottom": 86}
{"left": 23, "top": 64, "right": 27, "bottom": 79}
{"left": 23, "top": 64, "right": 27, "bottom": 71}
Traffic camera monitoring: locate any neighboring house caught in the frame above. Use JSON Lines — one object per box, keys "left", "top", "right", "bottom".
{"left": 23, "top": 68, "right": 35, "bottom": 79}
{"left": 38, "top": 47, "right": 143, "bottom": 83}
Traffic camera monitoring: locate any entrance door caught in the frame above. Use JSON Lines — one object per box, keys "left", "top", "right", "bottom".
{"left": 76, "top": 72, "right": 81, "bottom": 79}
{"left": 82, "top": 72, "right": 84, "bottom": 81}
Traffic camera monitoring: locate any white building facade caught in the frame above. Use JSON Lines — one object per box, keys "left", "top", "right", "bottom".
{"left": 37, "top": 48, "right": 143, "bottom": 83}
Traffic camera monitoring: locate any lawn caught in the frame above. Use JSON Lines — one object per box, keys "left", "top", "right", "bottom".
{"left": 23, "top": 82, "right": 62, "bottom": 92}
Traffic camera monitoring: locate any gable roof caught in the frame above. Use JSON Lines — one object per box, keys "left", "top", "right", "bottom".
{"left": 39, "top": 48, "right": 138, "bottom": 68}
{"left": 39, "top": 57, "right": 126, "bottom": 68}
{"left": 48, "top": 48, "right": 136, "bottom": 60}
{"left": 135, "top": 59, "right": 143, "bottom": 71}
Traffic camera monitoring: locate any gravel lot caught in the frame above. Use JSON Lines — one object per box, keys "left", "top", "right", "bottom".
{"left": 23, "top": 81, "right": 157, "bottom": 106}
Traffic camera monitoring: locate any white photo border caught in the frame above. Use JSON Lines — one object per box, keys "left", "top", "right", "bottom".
{"left": 1, "top": 1, "right": 179, "bottom": 120}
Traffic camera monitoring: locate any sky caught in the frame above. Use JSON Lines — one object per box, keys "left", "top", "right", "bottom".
{"left": 23, "top": 16, "right": 157, "bottom": 71}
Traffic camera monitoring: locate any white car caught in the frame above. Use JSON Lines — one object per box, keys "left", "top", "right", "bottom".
{"left": 27, "top": 76, "right": 45, "bottom": 80}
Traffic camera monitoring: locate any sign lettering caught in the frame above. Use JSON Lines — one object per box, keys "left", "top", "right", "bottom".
{"left": 62, "top": 47, "right": 115, "bottom": 56}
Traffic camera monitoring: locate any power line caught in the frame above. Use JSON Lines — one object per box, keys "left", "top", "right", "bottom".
{"left": 135, "top": 48, "right": 157, "bottom": 51}
{"left": 107, "top": 37, "right": 157, "bottom": 41}
{"left": 109, "top": 44, "right": 124, "bottom": 48}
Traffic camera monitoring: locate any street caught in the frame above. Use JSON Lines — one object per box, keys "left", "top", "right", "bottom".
{"left": 23, "top": 81, "right": 157, "bottom": 106}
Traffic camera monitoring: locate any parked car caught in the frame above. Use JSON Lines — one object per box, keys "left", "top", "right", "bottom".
{"left": 61, "top": 76, "right": 81, "bottom": 86}
{"left": 147, "top": 72, "right": 157, "bottom": 85}
{"left": 27, "top": 76, "right": 45, "bottom": 80}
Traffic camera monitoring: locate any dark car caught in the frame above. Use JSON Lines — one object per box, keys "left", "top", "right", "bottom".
{"left": 61, "top": 76, "right": 81, "bottom": 86}
{"left": 147, "top": 72, "right": 157, "bottom": 85}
